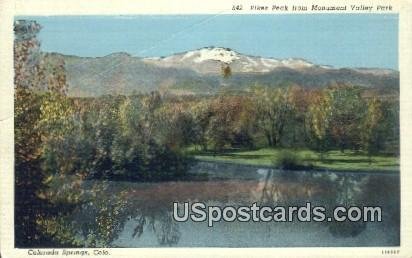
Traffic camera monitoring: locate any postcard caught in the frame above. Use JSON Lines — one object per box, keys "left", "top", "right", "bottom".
{"left": 1, "top": 0, "right": 411, "bottom": 257}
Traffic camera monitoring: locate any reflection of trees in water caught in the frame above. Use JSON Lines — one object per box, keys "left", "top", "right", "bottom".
{"left": 36, "top": 180, "right": 182, "bottom": 247}
{"left": 78, "top": 191, "right": 182, "bottom": 247}
{"left": 69, "top": 179, "right": 259, "bottom": 247}
{"left": 258, "top": 170, "right": 400, "bottom": 238}
{"left": 132, "top": 211, "right": 181, "bottom": 246}
{"left": 42, "top": 172, "right": 399, "bottom": 246}
{"left": 320, "top": 175, "right": 366, "bottom": 238}
{"left": 259, "top": 169, "right": 337, "bottom": 206}
{"left": 322, "top": 174, "right": 398, "bottom": 239}
{"left": 360, "top": 175, "right": 400, "bottom": 242}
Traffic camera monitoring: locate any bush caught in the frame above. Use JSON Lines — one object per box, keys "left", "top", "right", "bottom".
{"left": 273, "top": 150, "right": 310, "bottom": 170}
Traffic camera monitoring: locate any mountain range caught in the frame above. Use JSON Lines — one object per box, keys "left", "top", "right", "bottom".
{"left": 53, "top": 47, "right": 399, "bottom": 97}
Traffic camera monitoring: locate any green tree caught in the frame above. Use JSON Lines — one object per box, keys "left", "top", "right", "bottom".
{"left": 190, "top": 100, "right": 212, "bottom": 151}
{"left": 14, "top": 19, "right": 73, "bottom": 246}
{"left": 327, "top": 85, "right": 366, "bottom": 152}
{"left": 252, "top": 86, "right": 294, "bottom": 147}
{"left": 154, "top": 102, "right": 196, "bottom": 150}
{"left": 306, "top": 90, "right": 332, "bottom": 159}
{"left": 361, "top": 96, "right": 384, "bottom": 162}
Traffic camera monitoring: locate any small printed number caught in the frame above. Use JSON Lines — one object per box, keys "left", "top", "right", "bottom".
{"left": 232, "top": 5, "right": 243, "bottom": 11}
{"left": 381, "top": 249, "right": 400, "bottom": 255}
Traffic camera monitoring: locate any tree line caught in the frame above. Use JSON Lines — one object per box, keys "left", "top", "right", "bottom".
{"left": 27, "top": 84, "right": 398, "bottom": 181}
{"left": 155, "top": 85, "right": 398, "bottom": 156}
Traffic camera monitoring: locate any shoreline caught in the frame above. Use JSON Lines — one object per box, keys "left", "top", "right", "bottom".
{"left": 192, "top": 158, "right": 400, "bottom": 175}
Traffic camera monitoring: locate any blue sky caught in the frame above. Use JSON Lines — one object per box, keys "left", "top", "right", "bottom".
{"left": 18, "top": 14, "right": 398, "bottom": 69}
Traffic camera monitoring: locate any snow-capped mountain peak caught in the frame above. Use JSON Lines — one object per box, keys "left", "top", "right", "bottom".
{"left": 185, "top": 47, "right": 240, "bottom": 64}
{"left": 142, "top": 47, "right": 319, "bottom": 74}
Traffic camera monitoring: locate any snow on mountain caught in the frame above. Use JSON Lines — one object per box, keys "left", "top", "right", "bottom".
{"left": 54, "top": 48, "right": 398, "bottom": 97}
{"left": 142, "top": 47, "right": 318, "bottom": 74}
{"left": 188, "top": 47, "right": 240, "bottom": 63}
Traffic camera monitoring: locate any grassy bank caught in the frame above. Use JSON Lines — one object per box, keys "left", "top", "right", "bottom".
{"left": 185, "top": 147, "right": 399, "bottom": 173}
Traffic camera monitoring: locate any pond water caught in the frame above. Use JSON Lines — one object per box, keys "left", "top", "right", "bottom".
{"left": 64, "top": 161, "right": 400, "bottom": 247}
